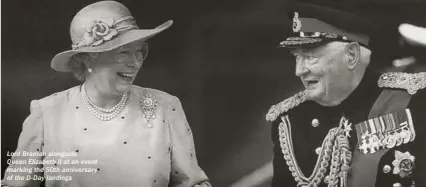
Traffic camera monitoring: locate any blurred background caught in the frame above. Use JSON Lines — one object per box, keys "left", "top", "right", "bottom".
{"left": 2, "top": 0, "right": 426, "bottom": 186}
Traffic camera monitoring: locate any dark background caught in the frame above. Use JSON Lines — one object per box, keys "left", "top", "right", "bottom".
{"left": 2, "top": 0, "right": 426, "bottom": 186}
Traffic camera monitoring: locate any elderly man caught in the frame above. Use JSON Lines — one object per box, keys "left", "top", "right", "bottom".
{"left": 266, "top": 2, "right": 426, "bottom": 187}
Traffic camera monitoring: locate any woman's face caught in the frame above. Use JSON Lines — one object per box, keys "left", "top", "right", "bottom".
{"left": 86, "top": 41, "right": 148, "bottom": 95}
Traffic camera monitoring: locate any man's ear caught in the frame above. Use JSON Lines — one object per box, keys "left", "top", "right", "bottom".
{"left": 345, "top": 42, "right": 361, "bottom": 70}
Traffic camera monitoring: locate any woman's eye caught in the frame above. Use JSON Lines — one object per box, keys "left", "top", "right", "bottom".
{"left": 135, "top": 50, "right": 144, "bottom": 60}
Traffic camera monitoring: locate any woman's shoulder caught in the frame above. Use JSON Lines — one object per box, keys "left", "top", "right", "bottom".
{"left": 36, "top": 86, "right": 80, "bottom": 107}
{"left": 131, "top": 85, "right": 180, "bottom": 104}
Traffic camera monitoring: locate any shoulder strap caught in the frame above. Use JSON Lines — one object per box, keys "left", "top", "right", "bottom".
{"left": 348, "top": 83, "right": 413, "bottom": 187}
{"left": 266, "top": 90, "right": 307, "bottom": 122}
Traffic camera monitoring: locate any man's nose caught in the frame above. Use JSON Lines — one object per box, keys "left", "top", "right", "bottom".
{"left": 295, "top": 59, "right": 309, "bottom": 77}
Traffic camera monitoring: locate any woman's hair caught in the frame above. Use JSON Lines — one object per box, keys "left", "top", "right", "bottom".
{"left": 68, "top": 52, "right": 98, "bottom": 81}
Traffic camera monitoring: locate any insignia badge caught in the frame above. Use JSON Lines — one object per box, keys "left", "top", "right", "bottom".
{"left": 392, "top": 150, "right": 415, "bottom": 178}
{"left": 355, "top": 109, "right": 415, "bottom": 154}
{"left": 140, "top": 94, "right": 159, "bottom": 120}
{"left": 292, "top": 12, "right": 302, "bottom": 32}
{"left": 378, "top": 72, "right": 426, "bottom": 95}
{"left": 342, "top": 118, "right": 352, "bottom": 138}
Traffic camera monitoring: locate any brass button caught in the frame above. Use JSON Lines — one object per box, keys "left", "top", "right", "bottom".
{"left": 312, "top": 118, "right": 319, "bottom": 127}
{"left": 393, "top": 182, "right": 402, "bottom": 187}
{"left": 383, "top": 165, "right": 391, "bottom": 173}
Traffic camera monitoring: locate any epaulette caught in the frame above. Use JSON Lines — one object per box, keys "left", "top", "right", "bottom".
{"left": 266, "top": 90, "right": 307, "bottom": 122}
{"left": 378, "top": 72, "right": 426, "bottom": 95}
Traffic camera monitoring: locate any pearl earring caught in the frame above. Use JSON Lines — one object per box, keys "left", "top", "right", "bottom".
{"left": 88, "top": 68, "right": 93, "bottom": 73}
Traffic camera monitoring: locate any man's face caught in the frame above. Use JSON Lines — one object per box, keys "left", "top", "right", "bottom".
{"left": 291, "top": 42, "right": 352, "bottom": 106}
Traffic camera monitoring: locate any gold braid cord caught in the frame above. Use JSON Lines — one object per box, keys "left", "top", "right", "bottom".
{"left": 279, "top": 116, "right": 352, "bottom": 187}
{"left": 378, "top": 72, "right": 426, "bottom": 95}
{"left": 266, "top": 90, "right": 307, "bottom": 122}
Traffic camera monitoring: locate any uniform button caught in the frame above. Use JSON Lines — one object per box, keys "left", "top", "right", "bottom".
{"left": 393, "top": 182, "right": 402, "bottom": 187}
{"left": 315, "top": 147, "right": 322, "bottom": 155}
{"left": 312, "top": 118, "right": 320, "bottom": 127}
{"left": 147, "top": 124, "right": 153, "bottom": 128}
{"left": 383, "top": 165, "right": 391, "bottom": 173}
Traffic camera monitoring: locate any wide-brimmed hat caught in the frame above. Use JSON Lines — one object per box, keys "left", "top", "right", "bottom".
{"left": 51, "top": 1, "right": 173, "bottom": 72}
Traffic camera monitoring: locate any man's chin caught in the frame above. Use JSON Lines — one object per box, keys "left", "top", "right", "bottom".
{"left": 305, "top": 89, "right": 323, "bottom": 102}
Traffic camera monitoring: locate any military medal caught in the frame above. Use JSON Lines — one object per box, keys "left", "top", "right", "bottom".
{"left": 369, "top": 134, "right": 380, "bottom": 153}
{"left": 342, "top": 118, "right": 352, "bottom": 138}
{"left": 401, "top": 129, "right": 411, "bottom": 144}
{"left": 355, "top": 109, "right": 416, "bottom": 154}
{"left": 386, "top": 134, "right": 397, "bottom": 149}
{"left": 395, "top": 133, "right": 403, "bottom": 147}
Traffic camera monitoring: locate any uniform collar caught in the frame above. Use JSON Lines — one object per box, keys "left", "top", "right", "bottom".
{"left": 333, "top": 68, "right": 382, "bottom": 115}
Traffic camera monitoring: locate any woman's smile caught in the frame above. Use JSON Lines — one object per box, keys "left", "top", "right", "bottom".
{"left": 117, "top": 72, "right": 136, "bottom": 82}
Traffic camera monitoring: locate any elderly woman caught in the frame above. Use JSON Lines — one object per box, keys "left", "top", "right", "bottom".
{"left": 2, "top": 1, "right": 211, "bottom": 187}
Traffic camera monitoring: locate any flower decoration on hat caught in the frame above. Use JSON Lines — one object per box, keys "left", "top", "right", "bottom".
{"left": 72, "top": 16, "right": 138, "bottom": 50}
{"left": 392, "top": 150, "right": 415, "bottom": 178}
{"left": 87, "top": 18, "right": 117, "bottom": 46}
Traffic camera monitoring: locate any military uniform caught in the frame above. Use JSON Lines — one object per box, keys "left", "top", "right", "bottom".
{"left": 267, "top": 2, "right": 426, "bottom": 187}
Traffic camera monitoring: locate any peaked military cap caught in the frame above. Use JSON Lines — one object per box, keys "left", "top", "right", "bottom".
{"left": 279, "top": 2, "right": 375, "bottom": 48}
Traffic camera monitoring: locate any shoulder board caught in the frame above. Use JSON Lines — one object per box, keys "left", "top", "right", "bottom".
{"left": 378, "top": 72, "right": 426, "bottom": 95}
{"left": 266, "top": 90, "right": 307, "bottom": 122}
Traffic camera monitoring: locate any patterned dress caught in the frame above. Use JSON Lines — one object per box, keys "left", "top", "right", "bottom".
{"left": 2, "top": 85, "right": 211, "bottom": 187}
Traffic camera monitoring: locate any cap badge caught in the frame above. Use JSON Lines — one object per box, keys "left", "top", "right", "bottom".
{"left": 292, "top": 12, "right": 302, "bottom": 32}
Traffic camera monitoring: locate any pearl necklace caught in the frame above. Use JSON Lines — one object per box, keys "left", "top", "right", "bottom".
{"left": 81, "top": 85, "right": 129, "bottom": 121}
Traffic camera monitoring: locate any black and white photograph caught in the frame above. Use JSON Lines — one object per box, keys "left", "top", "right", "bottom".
{"left": 2, "top": 0, "right": 426, "bottom": 186}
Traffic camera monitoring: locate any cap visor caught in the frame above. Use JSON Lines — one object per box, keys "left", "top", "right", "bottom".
{"left": 279, "top": 36, "right": 330, "bottom": 48}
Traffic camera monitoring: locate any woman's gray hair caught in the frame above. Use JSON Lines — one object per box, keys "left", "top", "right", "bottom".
{"left": 68, "top": 52, "right": 98, "bottom": 81}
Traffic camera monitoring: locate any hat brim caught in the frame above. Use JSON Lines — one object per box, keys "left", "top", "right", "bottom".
{"left": 279, "top": 36, "right": 331, "bottom": 48}
{"left": 51, "top": 20, "right": 173, "bottom": 72}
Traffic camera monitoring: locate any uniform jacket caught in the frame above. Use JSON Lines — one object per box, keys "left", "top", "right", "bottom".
{"left": 2, "top": 85, "right": 211, "bottom": 187}
{"left": 268, "top": 69, "right": 426, "bottom": 187}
